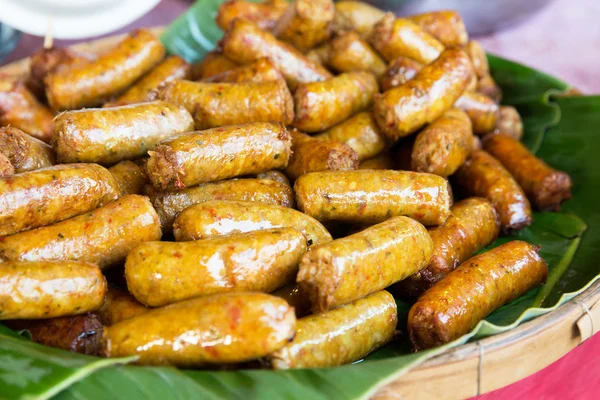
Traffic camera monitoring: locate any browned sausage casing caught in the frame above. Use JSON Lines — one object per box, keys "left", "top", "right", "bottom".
{"left": 191, "top": 51, "right": 238, "bottom": 80}
{"left": 173, "top": 200, "right": 332, "bottom": 246}
{"left": 53, "top": 101, "right": 194, "bottom": 165}
{"left": 455, "top": 150, "right": 532, "bottom": 233}
{"left": 146, "top": 122, "right": 292, "bottom": 191}
{"left": 332, "top": 1, "right": 386, "bottom": 38}
{"left": 216, "top": 0, "right": 288, "bottom": 31}
{"left": 202, "top": 58, "right": 284, "bottom": 84}
{"left": 298, "top": 216, "right": 433, "bottom": 312}
{"left": 483, "top": 133, "right": 572, "bottom": 211}
{"left": 494, "top": 105, "right": 523, "bottom": 140}
{"left": 395, "top": 197, "right": 500, "bottom": 297}
{"left": 103, "top": 292, "right": 296, "bottom": 366}
{"left": 273, "top": 0, "right": 334, "bottom": 52}
{"left": 411, "top": 108, "right": 473, "bottom": 177}
{"left": 221, "top": 19, "right": 332, "bottom": 88}
{"left": 272, "top": 283, "right": 312, "bottom": 318}
{"left": 46, "top": 29, "right": 165, "bottom": 110}
{"left": 105, "top": 55, "right": 191, "bottom": 107}
{"left": 408, "top": 10, "right": 468, "bottom": 47}
{"left": 359, "top": 153, "right": 395, "bottom": 170}
{"left": 295, "top": 170, "right": 451, "bottom": 225}
{"left": 408, "top": 241, "right": 548, "bottom": 350}
{"left": 454, "top": 92, "right": 500, "bottom": 135}
{"left": 373, "top": 48, "right": 474, "bottom": 141}
{"left": 0, "top": 164, "right": 120, "bottom": 237}
{"left": 0, "top": 261, "right": 106, "bottom": 319}
{"left": 0, "top": 154, "right": 13, "bottom": 177}
{"left": 126, "top": 228, "right": 306, "bottom": 307}
{"left": 146, "top": 178, "right": 294, "bottom": 231}
{"left": 285, "top": 130, "right": 358, "bottom": 181}
{"left": 0, "top": 126, "right": 55, "bottom": 173}
{"left": 158, "top": 79, "right": 293, "bottom": 130}
{"left": 293, "top": 72, "right": 378, "bottom": 132}
{"left": 108, "top": 161, "right": 148, "bottom": 196}
{"left": 269, "top": 291, "right": 397, "bottom": 368}
{"left": 327, "top": 31, "right": 387, "bottom": 78}
{"left": 0, "top": 195, "right": 162, "bottom": 269}
{"left": 98, "top": 287, "right": 150, "bottom": 326}
{"left": 5, "top": 314, "right": 103, "bottom": 355}
{"left": 379, "top": 56, "right": 423, "bottom": 91}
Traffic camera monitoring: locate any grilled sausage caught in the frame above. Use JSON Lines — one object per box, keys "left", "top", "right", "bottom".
{"left": 97, "top": 287, "right": 150, "bottom": 326}
{"left": 0, "top": 163, "right": 120, "bottom": 237}
{"left": 411, "top": 108, "right": 473, "bottom": 177}
{"left": 191, "top": 51, "right": 238, "bottom": 80}
{"left": 295, "top": 170, "right": 451, "bottom": 225}
{"left": 173, "top": 200, "right": 332, "bottom": 246}
{"left": 408, "top": 241, "right": 548, "bottom": 350}
{"left": 105, "top": 55, "right": 191, "bottom": 107}
{"left": 268, "top": 290, "right": 396, "bottom": 368}
{"left": 216, "top": 0, "right": 288, "bottom": 31}
{"left": 454, "top": 92, "right": 500, "bottom": 135}
{"left": 395, "top": 197, "right": 500, "bottom": 297}
{"left": 102, "top": 292, "right": 296, "bottom": 365}
{"left": 285, "top": 130, "right": 358, "bottom": 181}
{"left": 256, "top": 170, "right": 290, "bottom": 186}
{"left": 0, "top": 126, "right": 55, "bottom": 173}
{"left": 158, "top": 79, "right": 293, "bottom": 130}
{"left": 359, "top": 153, "right": 395, "bottom": 170}
{"left": 293, "top": 72, "right": 378, "bottom": 132}
{"left": 373, "top": 48, "right": 474, "bottom": 141}
{"left": 202, "top": 58, "right": 284, "bottom": 84}
{"left": 494, "top": 106, "right": 523, "bottom": 140}
{"left": 147, "top": 122, "right": 291, "bottom": 190}
{"left": 327, "top": 31, "right": 387, "bottom": 78}
{"left": 222, "top": 19, "right": 332, "bottom": 88}
{"left": 271, "top": 283, "right": 312, "bottom": 318}
{"left": 408, "top": 10, "right": 468, "bottom": 47}
{"left": 0, "top": 261, "right": 106, "bottom": 319}
{"left": 298, "top": 216, "right": 433, "bottom": 312}
{"left": 45, "top": 29, "right": 165, "bottom": 110}
{"left": 53, "top": 101, "right": 194, "bottom": 165}
{"left": 108, "top": 161, "right": 148, "bottom": 196}
{"left": 273, "top": 0, "right": 334, "bottom": 52}
{"left": 483, "top": 133, "right": 572, "bottom": 210}
{"left": 379, "top": 56, "right": 423, "bottom": 91}
{"left": 455, "top": 150, "right": 532, "bottom": 233}
{"left": 332, "top": 1, "right": 386, "bottom": 38}
{"left": 0, "top": 195, "right": 162, "bottom": 269}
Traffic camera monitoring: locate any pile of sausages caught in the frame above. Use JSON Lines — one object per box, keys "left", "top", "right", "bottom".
{"left": 0, "top": 0, "right": 572, "bottom": 368}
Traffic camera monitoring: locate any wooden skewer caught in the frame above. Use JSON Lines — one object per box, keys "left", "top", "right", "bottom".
{"left": 43, "top": 16, "right": 54, "bottom": 49}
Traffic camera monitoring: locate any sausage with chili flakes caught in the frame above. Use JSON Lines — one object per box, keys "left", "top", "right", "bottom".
{"left": 332, "top": 1, "right": 386, "bottom": 39}
{"left": 408, "top": 241, "right": 547, "bottom": 350}
{"left": 0, "top": 261, "right": 106, "bottom": 320}
{"left": 395, "top": 197, "right": 500, "bottom": 297}
{"left": 216, "top": 0, "right": 288, "bottom": 31}
{"left": 173, "top": 200, "right": 332, "bottom": 246}
{"left": 222, "top": 19, "right": 332, "bottom": 88}
{"left": 455, "top": 150, "right": 532, "bottom": 233}
{"left": 379, "top": 56, "right": 423, "bottom": 91}
{"left": 454, "top": 92, "right": 499, "bottom": 135}
{"left": 295, "top": 170, "right": 451, "bottom": 226}
{"left": 0, "top": 126, "right": 55, "bottom": 173}
{"left": 97, "top": 287, "right": 150, "bottom": 326}
{"left": 273, "top": 0, "right": 334, "bottom": 52}
{"left": 408, "top": 10, "right": 468, "bottom": 47}
{"left": 293, "top": 72, "right": 378, "bottom": 132}
{"left": 108, "top": 161, "right": 148, "bottom": 196}
{"left": 272, "top": 283, "right": 312, "bottom": 318}
{"left": 202, "top": 58, "right": 284, "bottom": 84}
{"left": 298, "top": 216, "right": 433, "bottom": 312}
{"left": 494, "top": 106, "right": 523, "bottom": 140}
{"left": 483, "top": 133, "right": 572, "bottom": 211}
{"left": 191, "top": 51, "right": 238, "bottom": 80}
{"left": 0, "top": 195, "right": 162, "bottom": 269}
{"left": 268, "top": 290, "right": 397, "bottom": 368}
{"left": 102, "top": 292, "right": 296, "bottom": 366}
{"left": 327, "top": 31, "right": 387, "bottom": 78}
{"left": 0, "top": 163, "right": 120, "bottom": 237}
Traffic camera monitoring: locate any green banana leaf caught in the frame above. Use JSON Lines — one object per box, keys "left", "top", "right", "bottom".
{"left": 2, "top": 2, "right": 600, "bottom": 399}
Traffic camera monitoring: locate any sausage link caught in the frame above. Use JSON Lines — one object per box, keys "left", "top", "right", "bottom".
{"left": 286, "top": 130, "right": 358, "bottom": 181}
{"left": 173, "top": 200, "right": 332, "bottom": 246}
{"left": 97, "top": 287, "right": 150, "bottom": 326}
{"left": 268, "top": 290, "right": 396, "bottom": 368}
{"left": 483, "top": 133, "right": 572, "bottom": 211}
{"left": 256, "top": 170, "right": 290, "bottom": 186}
{"left": 379, "top": 56, "right": 423, "bottom": 91}
{"left": 359, "top": 153, "right": 395, "bottom": 170}
{"left": 316, "top": 112, "right": 388, "bottom": 161}
{"left": 147, "top": 122, "right": 292, "bottom": 190}
{"left": 4, "top": 314, "right": 103, "bottom": 355}
{"left": 294, "top": 71, "right": 378, "bottom": 132}
{"left": 455, "top": 150, "right": 532, "bottom": 233}
{"left": 411, "top": 108, "right": 473, "bottom": 177}
{"left": 465, "top": 40, "right": 489, "bottom": 79}
{"left": 0, "top": 77, "right": 54, "bottom": 142}
{"left": 126, "top": 228, "right": 306, "bottom": 307}
{"left": 221, "top": 19, "right": 332, "bottom": 88}
{"left": 298, "top": 216, "right": 433, "bottom": 312}
{"left": 273, "top": 0, "right": 334, "bottom": 52}
{"left": 327, "top": 31, "right": 387, "bottom": 78}
{"left": 332, "top": 1, "right": 386, "bottom": 38}
{"left": 373, "top": 48, "right": 474, "bottom": 141}
{"left": 0, "top": 261, "right": 106, "bottom": 319}
{"left": 0, "top": 126, "right": 55, "bottom": 173}
{"left": 408, "top": 10, "right": 468, "bottom": 47}
{"left": 0, "top": 195, "right": 162, "bottom": 269}
{"left": 395, "top": 197, "right": 500, "bottom": 297}
{"left": 295, "top": 170, "right": 451, "bottom": 225}
{"left": 158, "top": 79, "right": 293, "bottom": 130}
{"left": 0, "top": 163, "right": 120, "bottom": 237}
{"left": 105, "top": 55, "right": 191, "bottom": 107}
{"left": 217, "top": 0, "right": 288, "bottom": 31}
{"left": 271, "top": 283, "right": 312, "bottom": 318}
{"left": 0, "top": 154, "right": 13, "bottom": 177}
{"left": 494, "top": 106, "right": 523, "bottom": 140}
{"left": 108, "top": 161, "right": 148, "bottom": 196}
{"left": 53, "top": 101, "right": 194, "bottom": 165}
{"left": 476, "top": 74, "right": 502, "bottom": 103}
{"left": 202, "top": 58, "right": 284, "bottom": 84}
{"left": 408, "top": 241, "right": 547, "bottom": 350}
{"left": 146, "top": 178, "right": 294, "bottom": 231}
{"left": 191, "top": 51, "right": 238, "bottom": 80}
{"left": 454, "top": 92, "right": 500, "bottom": 135}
